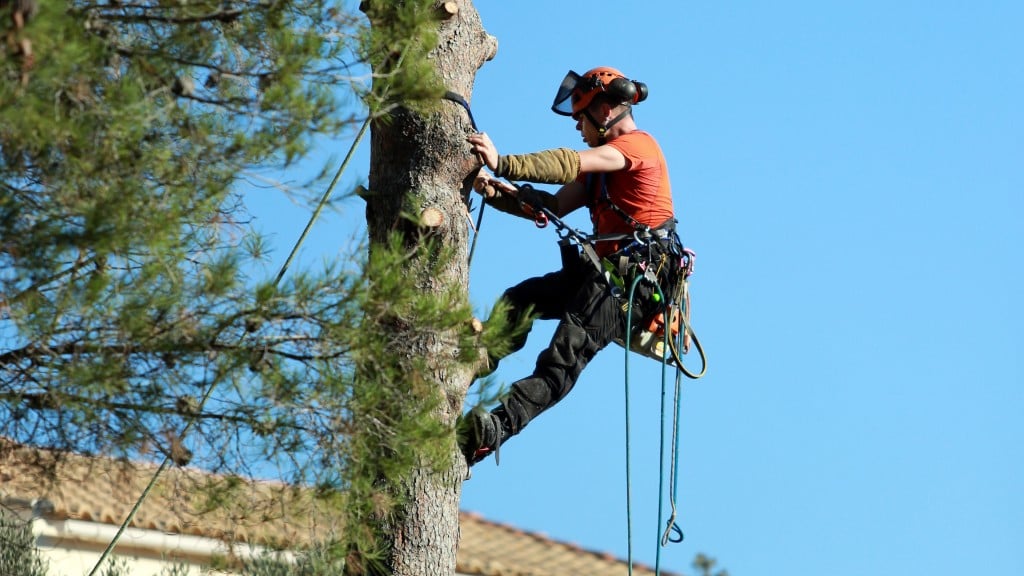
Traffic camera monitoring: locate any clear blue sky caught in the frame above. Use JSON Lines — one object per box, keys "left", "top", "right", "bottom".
{"left": 248, "top": 1, "right": 1023, "bottom": 574}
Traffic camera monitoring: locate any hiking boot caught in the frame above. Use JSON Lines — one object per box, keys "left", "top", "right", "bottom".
{"left": 458, "top": 410, "right": 505, "bottom": 466}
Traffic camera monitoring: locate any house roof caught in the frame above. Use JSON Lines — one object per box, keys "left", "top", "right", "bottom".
{"left": 0, "top": 439, "right": 679, "bottom": 576}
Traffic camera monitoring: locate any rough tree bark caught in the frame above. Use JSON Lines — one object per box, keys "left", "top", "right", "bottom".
{"left": 363, "top": 1, "right": 497, "bottom": 575}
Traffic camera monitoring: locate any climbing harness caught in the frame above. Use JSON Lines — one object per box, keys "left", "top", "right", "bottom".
{"left": 513, "top": 180, "right": 707, "bottom": 376}
{"left": 582, "top": 172, "right": 707, "bottom": 377}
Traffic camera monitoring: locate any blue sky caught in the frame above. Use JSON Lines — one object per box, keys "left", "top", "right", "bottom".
{"left": 248, "top": 1, "right": 1023, "bottom": 574}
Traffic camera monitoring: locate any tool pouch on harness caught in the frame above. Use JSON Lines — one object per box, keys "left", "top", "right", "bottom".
{"left": 629, "top": 268, "right": 692, "bottom": 363}
{"left": 606, "top": 230, "right": 692, "bottom": 364}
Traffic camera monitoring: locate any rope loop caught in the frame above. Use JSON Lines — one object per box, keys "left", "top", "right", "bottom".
{"left": 661, "top": 520, "right": 685, "bottom": 545}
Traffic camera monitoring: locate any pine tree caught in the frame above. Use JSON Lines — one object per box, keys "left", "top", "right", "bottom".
{"left": 2, "top": 0, "right": 500, "bottom": 574}
{"left": 355, "top": 1, "right": 498, "bottom": 573}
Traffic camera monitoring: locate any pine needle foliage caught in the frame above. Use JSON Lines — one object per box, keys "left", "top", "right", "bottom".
{"left": 0, "top": 510, "right": 49, "bottom": 576}
{"left": 358, "top": 0, "right": 446, "bottom": 116}
{"left": 1, "top": 0, "right": 468, "bottom": 571}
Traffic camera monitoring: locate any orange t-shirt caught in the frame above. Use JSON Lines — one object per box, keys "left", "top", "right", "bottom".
{"left": 582, "top": 130, "right": 675, "bottom": 256}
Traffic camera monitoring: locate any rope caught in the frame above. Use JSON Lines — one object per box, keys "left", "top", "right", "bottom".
{"left": 651, "top": 281, "right": 670, "bottom": 575}
{"left": 623, "top": 274, "right": 641, "bottom": 576}
{"left": 623, "top": 274, "right": 688, "bottom": 576}
{"left": 668, "top": 304, "right": 707, "bottom": 380}
{"left": 442, "top": 89, "right": 488, "bottom": 269}
{"left": 468, "top": 201, "right": 486, "bottom": 268}
{"left": 86, "top": 116, "right": 371, "bottom": 576}
{"left": 671, "top": 251, "right": 708, "bottom": 379}
{"left": 661, "top": 366, "right": 686, "bottom": 546}
{"left": 85, "top": 383, "right": 216, "bottom": 576}
{"left": 276, "top": 116, "right": 371, "bottom": 285}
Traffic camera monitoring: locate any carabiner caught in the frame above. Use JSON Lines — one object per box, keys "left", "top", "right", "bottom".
{"left": 682, "top": 247, "right": 697, "bottom": 277}
{"left": 534, "top": 211, "right": 549, "bottom": 228}
{"left": 633, "top": 229, "right": 651, "bottom": 246}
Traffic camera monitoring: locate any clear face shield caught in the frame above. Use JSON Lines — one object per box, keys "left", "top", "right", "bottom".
{"left": 550, "top": 70, "right": 585, "bottom": 117}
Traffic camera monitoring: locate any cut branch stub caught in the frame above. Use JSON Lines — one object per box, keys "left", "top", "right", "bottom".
{"left": 420, "top": 207, "right": 444, "bottom": 228}
{"left": 438, "top": 2, "right": 458, "bottom": 18}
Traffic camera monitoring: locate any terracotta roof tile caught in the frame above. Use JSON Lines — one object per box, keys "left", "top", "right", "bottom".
{"left": 0, "top": 440, "right": 679, "bottom": 575}
{"left": 0, "top": 439, "right": 338, "bottom": 548}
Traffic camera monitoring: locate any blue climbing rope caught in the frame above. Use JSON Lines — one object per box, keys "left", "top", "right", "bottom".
{"left": 623, "top": 274, "right": 687, "bottom": 576}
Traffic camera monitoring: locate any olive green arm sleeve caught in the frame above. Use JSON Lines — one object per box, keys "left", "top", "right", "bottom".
{"left": 494, "top": 148, "right": 581, "bottom": 185}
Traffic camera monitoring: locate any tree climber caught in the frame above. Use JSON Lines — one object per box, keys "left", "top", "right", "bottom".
{"left": 461, "top": 66, "right": 684, "bottom": 466}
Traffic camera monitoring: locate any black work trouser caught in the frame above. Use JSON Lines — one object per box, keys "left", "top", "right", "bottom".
{"left": 488, "top": 250, "right": 653, "bottom": 445}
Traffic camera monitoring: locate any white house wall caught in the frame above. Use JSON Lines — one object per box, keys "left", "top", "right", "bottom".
{"left": 31, "top": 517, "right": 279, "bottom": 576}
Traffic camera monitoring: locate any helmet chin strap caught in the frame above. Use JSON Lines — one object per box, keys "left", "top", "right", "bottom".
{"left": 585, "top": 106, "right": 632, "bottom": 145}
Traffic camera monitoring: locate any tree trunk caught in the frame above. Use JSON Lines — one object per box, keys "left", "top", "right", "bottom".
{"left": 364, "top": 2, "right": 496, "bottom": 574}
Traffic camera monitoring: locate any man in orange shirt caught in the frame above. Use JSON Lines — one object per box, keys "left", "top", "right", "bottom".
{"left": 461, "top": 66, "right": 683, "bottom": 466}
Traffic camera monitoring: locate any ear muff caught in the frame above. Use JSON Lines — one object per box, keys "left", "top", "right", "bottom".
{"left": 632, "top": 81, "right": 649, "bottom": 104}
{"left": 607, "top": 77, "right": 649, "bottom": 105}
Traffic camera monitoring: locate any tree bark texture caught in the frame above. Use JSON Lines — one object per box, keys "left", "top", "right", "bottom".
{"left": 364, "top": 2, "right": 497, "bottom": 575}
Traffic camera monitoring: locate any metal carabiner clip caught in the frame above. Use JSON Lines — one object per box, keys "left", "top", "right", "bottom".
{"left": 633, "top": 229, "right": 651, "bottom": 246}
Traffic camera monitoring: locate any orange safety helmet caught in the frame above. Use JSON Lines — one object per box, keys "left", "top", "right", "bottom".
{"left": 551, "top": 66, "right": 649, "bottom": 118}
